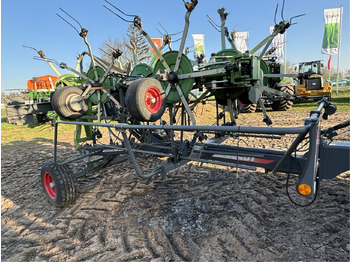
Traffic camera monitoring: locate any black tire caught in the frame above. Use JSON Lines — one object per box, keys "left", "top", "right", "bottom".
{"left": 125, "top": 78, "right": 166, "bottom": 122}
{"left": 104, "top": 100, "right": 118, "bottom": 116}
{"left": 271, "top": 85, "right": 294, "bottom": 111}
{"left": 51, "top": 86, "right": 88, "bottom": 120}
{"left": 241, "top": 103, "right": 257, "bottom": 113}
{"left": 41, "top": 159, "right": 77, "bottom": 207}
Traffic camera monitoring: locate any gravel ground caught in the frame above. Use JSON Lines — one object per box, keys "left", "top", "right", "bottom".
{"left": 2, "top": 107, "right": 349, "bottom": 261}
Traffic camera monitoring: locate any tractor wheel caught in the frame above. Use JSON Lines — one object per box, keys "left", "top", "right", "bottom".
{"left": 241, "top": 103, "right": 257, "bottom": 113}
{"left": 51, "top": 86, "right": 88, "bottom": 120}
{"left": 41, "top": 159, "right": 77, "bottom": 207}
{"left": 271, "top": 85, "right": 294, "bottom": 111}
{"left": 125, "top": 78, "right": 166, "bottom": 122}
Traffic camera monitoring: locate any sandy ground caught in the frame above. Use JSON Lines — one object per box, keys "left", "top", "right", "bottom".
{"left": 2, "top": 106, "right": 349, "bottom": 261}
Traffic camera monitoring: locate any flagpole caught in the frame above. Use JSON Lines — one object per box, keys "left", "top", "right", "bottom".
{"left": 284, "top": 31, "right": 287, "bottom": 74}
{"left": 336, "top": 6, "right": 343, "bottom": 95}
{"left": 328, "top": 55, "right": 331, "bottom": 82}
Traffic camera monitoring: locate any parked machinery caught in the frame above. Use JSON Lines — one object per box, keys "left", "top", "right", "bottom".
{"left": 28, "top": 0, "right": 349, "bottom": 207}
{"left": 4, "top": 74, "right": 58, "bottom": 125}
{"left": 295, "top": 60, "right": 332, "bottom": 100}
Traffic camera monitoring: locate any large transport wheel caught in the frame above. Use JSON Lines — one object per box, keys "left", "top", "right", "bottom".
{"left": 41, "top": 159, "right": 77, "bottom": 207}
{"left": 51, "top": 86, "right": 88, "bottom": 120}
{"left": 125, "top": 77, "right": 166, "bottom": 122}
{"left": 241, "top": 103, "right": 257, "bottom": 113}
{"left": 271, "top": 85, "right": 294, "bottom": 111}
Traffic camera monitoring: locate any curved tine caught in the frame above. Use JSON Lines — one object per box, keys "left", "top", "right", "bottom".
{"left": 23, "top": 45, "right": 39, "bottom": 52}
{"left": 33, "top": 56, "right": 44, "bottom": 61}
{"left": 208, "top": 19, "right": 221, "bottom": 32}
{"left": 158, "top": 22, "right": 168, "bottom": 34}
{"left": 206, "top": 15, "right": 220, "bottom": 27}
{"left": 169, "top": 31, "right": 183, "bottom": 36}
{"left": 172, "top": 38, "right": 182, "bottom": 43}
{"left": 274, "top": 3, "right": 278, "bottom": 25}
{"left": 99, "top": 47, "right": 111, "bottom": 56}
{"left": 45, "top": 57, "right": 61, "bottom": 66}
{"left": 59, "top": 8, "right": 83, "bottom": 29}
{"left": 33, "top": 56, "right": 61, "bottom": 67}
{"left": 281, "top": 0, "right": 285, "bottom": 21}
{"left": 290, "top": 14, "right": 305, "bottom": 24}
{"left": 104, "top": 0, "right": 137, "bottom": 17}
{"left": 56, "top": 13, "right": 80, "bottom": 34}
{"left": 105, "top": 42, "right": 118, "bottom": 51}
{"left": 156, "top": 28, "right": 163, "bottom": 36}
{"left": 103, "top": 5, "right": 134, "bottom": 23}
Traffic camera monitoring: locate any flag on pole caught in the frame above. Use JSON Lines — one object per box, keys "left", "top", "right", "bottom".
{"left": 322, "top": 8, "right": 342, "bottom": 54}
{"left": 327, "top": 55, "right": 332, "bottom": 70}
{"left": 234, "top": 31, "right": 249, "bottom": 53}
{"left": 269, "top": 26, "right": 285, "bottom": 63}
{"left": 151, "top": 38, "right": 162, "bottom": 56}
{"left": 150, "top": 38, "right": 162, "bottom": 67}
{"left": 192, "top": 34, "right": 205, "bottom": 59}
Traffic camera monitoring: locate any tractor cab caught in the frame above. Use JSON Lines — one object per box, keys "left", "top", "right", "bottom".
{"left": 299, "top": 60, "right": 322, "bottom": 76}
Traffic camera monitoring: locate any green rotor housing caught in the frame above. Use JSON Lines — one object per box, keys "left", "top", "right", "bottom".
{"left": 153, "top": 51, "right": 194, "bottom": 103}
{"left": 86, "top": 66, "right": 110, "bottom": 104}
{"left": 131, "top": 63, "right": 153, "bottom": 77}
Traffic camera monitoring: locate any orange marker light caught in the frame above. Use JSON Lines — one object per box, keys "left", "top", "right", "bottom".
{"left": 298, "top": 184, "right": 312, "bottom": 196}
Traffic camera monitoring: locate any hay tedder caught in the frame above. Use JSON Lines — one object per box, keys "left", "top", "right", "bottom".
{"left": 31, "top": 0, "right": 349, "bottom": 207}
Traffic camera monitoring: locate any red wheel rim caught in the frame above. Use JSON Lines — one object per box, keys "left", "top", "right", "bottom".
{"left": 43, "top": 172, "right": 57, "bottom": 199}
{"left": 144, "top": 86, "right": 162, "bottom": 114}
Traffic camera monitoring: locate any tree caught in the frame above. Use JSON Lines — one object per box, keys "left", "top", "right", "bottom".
{"left": 100, "top": 36, "right": 132, "bottom": 70}
{"left": 284, "top": 60, "right": 298, "bottom": 74}
{"left": 125, "top": 24, "right": 151, "bottom": 66}
{"left": 99, "top": 24, "right": 151, "bottom": 71}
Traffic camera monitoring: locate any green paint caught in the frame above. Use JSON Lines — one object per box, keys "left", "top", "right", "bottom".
{"left": 130, "top": 63, "right": 153, "bottom": 77}
{"left": 153, "top": 51, "right": 194, "bottom": 103}
{"left": 86, "top": 66, "right": 110, "bottom": 105}
{"left": 322, "top": 23, "right": 339, "bottom": 49}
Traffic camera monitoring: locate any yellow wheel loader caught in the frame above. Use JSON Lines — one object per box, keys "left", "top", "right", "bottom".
{"left": 295, "top": 60, "right": 332, "bottom": 100}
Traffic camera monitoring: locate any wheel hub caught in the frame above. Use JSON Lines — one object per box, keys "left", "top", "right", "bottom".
{"left": 43, "top": 172, "right": 57, "bottom": 199}
{"left": 144, "top": 86, "right": 162, "bottom": 113}
{"left": 168, "top": 71, "right": 179, "bottom": 84}
{"left": 67, "top": 94, "right": 85, "bottom": 112}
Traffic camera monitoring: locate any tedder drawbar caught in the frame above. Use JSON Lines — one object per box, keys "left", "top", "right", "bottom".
{"left": 33, "top": 0, "right": 349, "bottom": 207}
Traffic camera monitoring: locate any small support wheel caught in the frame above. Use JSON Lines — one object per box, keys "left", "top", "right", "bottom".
{"left": 125, "top": 77, "right": 166, "bottom": 122}
{"left": 51, "top": 86, "right": 88, "bottom": 120}
{"left": 41, "top": 159, "right": 77, "bottom": 207}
